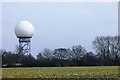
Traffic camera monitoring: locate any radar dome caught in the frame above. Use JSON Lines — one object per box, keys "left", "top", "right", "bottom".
{"left": 15, "top": 20, "right": 35, "bottom": 38}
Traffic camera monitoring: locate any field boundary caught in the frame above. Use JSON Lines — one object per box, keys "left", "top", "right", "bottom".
{"left": 1, "top": 78, "right": 120, "bottom": 80}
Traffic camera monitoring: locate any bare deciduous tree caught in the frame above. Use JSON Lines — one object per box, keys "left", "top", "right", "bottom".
{"left": 42, "top": 48, "right": 53, "bottom": 60}
{"left": 72, "top": 45, "right": 86, "bottom": 60}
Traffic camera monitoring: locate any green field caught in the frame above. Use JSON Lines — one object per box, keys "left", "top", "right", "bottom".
{"left": 2, "top": 66, "right": 119, "bottom": 78}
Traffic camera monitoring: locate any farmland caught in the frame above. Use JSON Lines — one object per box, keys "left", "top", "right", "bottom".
{"left": 2, "top": 66, "right": 119, "bottom": 78}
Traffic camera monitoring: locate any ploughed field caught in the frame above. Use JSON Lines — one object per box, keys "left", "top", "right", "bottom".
{"left": 2, "top": 66, "right": 119, "bottom": 78}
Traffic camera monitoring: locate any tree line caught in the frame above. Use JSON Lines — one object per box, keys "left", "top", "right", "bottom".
{"left": 1, "top": 36, "right": 120, "bottom": 67}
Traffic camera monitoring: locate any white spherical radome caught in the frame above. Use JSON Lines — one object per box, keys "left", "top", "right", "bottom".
{"left": 15, "top": 20, "right": 34, "bottom": 38}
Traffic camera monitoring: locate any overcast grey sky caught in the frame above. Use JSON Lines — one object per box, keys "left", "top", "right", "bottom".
{"left": 2, "top": 2, "right": 118, "bottom": 57}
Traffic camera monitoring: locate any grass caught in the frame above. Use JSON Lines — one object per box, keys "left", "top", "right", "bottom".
{"left": 2, "top": 66, "right": 119, "bottom": 78}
